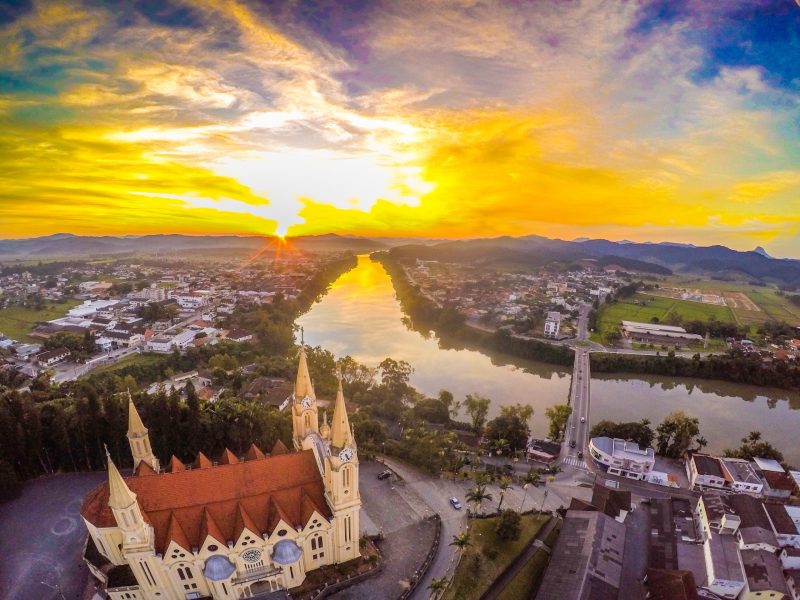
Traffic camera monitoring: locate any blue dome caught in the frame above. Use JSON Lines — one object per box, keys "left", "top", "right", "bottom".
{"left": 203, "top": 555, "right": 236, "bottom": 581}
{"left": 272, "top": 539, "right": 302, "bottom": 565}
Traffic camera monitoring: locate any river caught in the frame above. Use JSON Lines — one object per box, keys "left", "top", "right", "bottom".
{"left": 298, "top": 255, "right": 800, "bottom": 464}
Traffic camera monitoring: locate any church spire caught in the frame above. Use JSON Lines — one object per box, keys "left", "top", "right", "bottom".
{"left": 294, "top": 337, "right": 315, "bottom": 400}
{"left": 106, "top": 447, "right": 137, "bottom": 510}
{"left": 127, "top": 391, "right": 148, "bottom": 437}
{"left": 330, "top": 369, "right": 353, "bottom": 450}
{"left": 126, "top": 392, "right": 159, "bottom": 473}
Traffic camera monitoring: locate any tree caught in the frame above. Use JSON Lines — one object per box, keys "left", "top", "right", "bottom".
{"left": 500, "top": 403, "right": 534, "bottom": 425}
{"left": 544, "top": 404, "right": 572, "bottom": 441}
{"left": 655, "top": 411, "right": 701, "bottom": 458}
{"left": 485, "top": 414, "right": 529, "bottom": 453}
{"left": 412, "top": 398, "right": 450, "bottom": 424}
{"left": 463, "top": 393, "right": 491, "bottom": 432}
{"left": 590, "top": 419, "right": 654, "bottom": 449}
{"left": 519, "top": 470, "right": 540, "bottom": 511}
{"left": 466, "top": 484, "right": 493, "bottom": 515}
{"left": 428, "top": 578, "right": 448, "bottom": 599}
{"left": 495, "top": 509, "right": 521, "bottom": 541}
{"left": 724, "top": 431, "right": 784, "bottom": 462}
{"left": 497, "top": 477, "right": 512, "bottom": 511}
{"left": 378, "top": 358, "right": 413, "bottom": 396}
{"left": 450, "top": 531, "right": 470, "bottom": 551}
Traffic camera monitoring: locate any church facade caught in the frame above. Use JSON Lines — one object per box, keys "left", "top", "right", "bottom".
{"left": 81, "top": 344, "right": 361, "bottom": 600}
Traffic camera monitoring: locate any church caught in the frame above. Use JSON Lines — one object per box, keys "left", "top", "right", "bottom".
{"left": 81, "top": 344, "right": 361, "bottom": 600}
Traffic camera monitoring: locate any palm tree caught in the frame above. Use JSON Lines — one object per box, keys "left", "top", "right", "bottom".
{"left": 695, "top": 436, "right": 708, "bottom": 451}
{"left": 497, "top": 477, "right": 512, "bottom": 511}
{"left": 466, "top": 484, "right": 493, "bottom": 515}
{"left": 450, "top": 531, "right": 470, "bottom": 551}
{"left": 519, "top": 470, "right": 540, "bottom": 511}
{"left": 428, "top": 577, "right": 448, "bottom": 599}
{"left": 492, "top": 437, "right": 510, "bottom": 456}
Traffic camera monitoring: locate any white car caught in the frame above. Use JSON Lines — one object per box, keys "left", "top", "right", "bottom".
{"left": 580, "top": 417, "right": 586, "bottom": 423}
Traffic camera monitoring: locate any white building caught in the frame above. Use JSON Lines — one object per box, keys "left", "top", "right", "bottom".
{"left": 686, "top": 453, "right": 728, "bottom": 491}
{"left": 720, "top": 458, "right": 764, "bottom": 496}
{"left": 543, "top": 312, "right": 561, "bottom": 339}
{"left": 68, "top": 299, "right": 120, "bottom": 319}
{"left": 588, "top": 437, "right": 655, "bottom": 480}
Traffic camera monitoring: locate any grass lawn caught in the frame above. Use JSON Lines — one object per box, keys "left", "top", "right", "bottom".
{"left": 496, "top": 549, "right": 548, "bottom": 600}
{"left": 496, "top": 520, "right": 561, "bottom": 600}
{"left": 82, "top": 352, "right": 169, "bottom": 378}
{"left": 442, "top": 513, "right": 548, "bottom": 600}
{"left": 592, "top": 292, "right": 735, "bottom": 344}
{"left": 0, "top": 299, "right": 80, "bottom": 342}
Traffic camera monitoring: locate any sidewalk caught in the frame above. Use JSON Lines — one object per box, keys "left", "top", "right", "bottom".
{"left": 479, "top": 516, "right": 558, "bottom": 600}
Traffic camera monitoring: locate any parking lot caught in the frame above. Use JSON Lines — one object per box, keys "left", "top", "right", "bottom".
{"left": 0, "top": 471, "right": 106, "bottom": 600}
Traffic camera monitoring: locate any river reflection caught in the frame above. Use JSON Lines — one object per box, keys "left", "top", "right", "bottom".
{"left": 591, "top": 375, "right": 800, "bottom": 464}
{"left": 298, "top": 255, "right": 800, "bottom": 464}
{"left": 297, "top": 255, "right": 571, "bottom": 438}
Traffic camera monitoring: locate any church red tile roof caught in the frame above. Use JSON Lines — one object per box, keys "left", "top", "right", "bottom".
{"left": 81, "top": 448, "right": 331, "bottom": 553}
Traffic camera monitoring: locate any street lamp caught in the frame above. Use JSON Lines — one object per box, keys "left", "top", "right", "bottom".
{"left": 540, "top": 489, "right": 549, "bottom": 514}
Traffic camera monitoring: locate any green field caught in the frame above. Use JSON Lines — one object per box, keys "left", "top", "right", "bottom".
{"left": 442, "top": 513, "right": 549, "bottom": 600}
{"left": 744, "top": 288, "right": 800, "bottom": 324}
{"left": 0, "top": 299, "right": 80, "bottom": 342}
{"left": 592, "top": 293, "right": 735, "bottom": 342}
{"left": 496, "top": 519, "right": 561, "bottom": 600}
{"left": 81, "top": 352, "right": 169, "bottom": 378}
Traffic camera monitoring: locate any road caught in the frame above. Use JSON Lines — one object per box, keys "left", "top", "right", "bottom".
{"left": 561, "top": 347, "right": 590, "bottom": 470}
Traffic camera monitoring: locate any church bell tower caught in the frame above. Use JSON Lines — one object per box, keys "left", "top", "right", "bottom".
{"left": 292, "top": 332, "right": 319, "bottom": 450}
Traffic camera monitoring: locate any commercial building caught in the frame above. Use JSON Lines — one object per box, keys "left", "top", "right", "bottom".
{"left": 620, "top": 321, "right": 704, "bottom": 345}
{"left": 588, "top": 436, "right": 655, "bottom": 480}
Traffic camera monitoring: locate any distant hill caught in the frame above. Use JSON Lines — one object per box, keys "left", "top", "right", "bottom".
{"left": 0, "top": 233, "right": 386, "bottom": 258}
{"left": 386, "top": 235, "right": 800, "bottom": 285}
{"left": 386, "top": 235, "right": 672, "bottom": 275}
{"left": 577, "top": 239, "right": 800, "bottom": 285}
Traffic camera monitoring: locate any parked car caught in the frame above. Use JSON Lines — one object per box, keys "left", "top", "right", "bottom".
{"left": 578, "top": 451, "right": 583, "bottom": 460}
{"left": 449, "top": 497, "right": 462, "bottom": 510}
{"left": 377, "top": 470, "right": 392, "bottom": 480}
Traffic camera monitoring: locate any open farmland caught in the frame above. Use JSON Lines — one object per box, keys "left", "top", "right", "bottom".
{"left": 0, "top": 299, "right": 80, "bottom": 343}
{"left": 593, "top": 292, "right": 735, "bottom": 341}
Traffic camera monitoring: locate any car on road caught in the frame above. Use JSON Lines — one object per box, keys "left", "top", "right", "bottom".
{"left": 377, "top": 469, "right": 392, "bottom": 480}
{"left": 578, "top": 451, "right": 583, "bottom": 459}
{"left": 580, "top": 417, "right": 586, "bottom": 423}
{"left": 449, "top": 497, "right": 462, "bottom": 510}
{"left": 570, "top": 440, "right": 576, "bottom": 449}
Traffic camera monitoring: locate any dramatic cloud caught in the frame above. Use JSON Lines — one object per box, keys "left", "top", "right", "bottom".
{"left": 1, "top": 0, "right": 799, "bottom": 254}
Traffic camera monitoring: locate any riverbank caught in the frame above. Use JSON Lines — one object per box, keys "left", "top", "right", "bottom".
{"left": 591, "top": 351, "right": 800, "bottom": 392}
{"left": 371, "top": 251, "right": 574, "bottom": 368}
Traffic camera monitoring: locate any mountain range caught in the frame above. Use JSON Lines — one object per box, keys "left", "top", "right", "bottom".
{"left": 1, "top": 233, "right": 799, "bottom": 287}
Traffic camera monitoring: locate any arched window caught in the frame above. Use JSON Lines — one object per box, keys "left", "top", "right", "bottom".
{"left": 177, "top": 567, "right": 186, "bottom": 580}
{"left": 342, "top": 466, "right": 351, "bottom": 488}
{"left": 304, "top": 413, "right": 311, "bottom": 428}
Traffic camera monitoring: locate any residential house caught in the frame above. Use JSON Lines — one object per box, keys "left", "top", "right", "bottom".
{"left": 643, "top": 569, "right": 699, "bottom": 600}
{"left": 35, "top": 347, "right": 70, "bottom": 367}
{"left": 227, "top": 329, "right": 253, "bottom": 343}
{"left": 720, "top": 458, "right": 764, "bottom": 496}
{"left": 764, "top": 503, "right": 800, "bottom": 549}
{"left": 686, "top": 453, "right": 728, "bottom": 491}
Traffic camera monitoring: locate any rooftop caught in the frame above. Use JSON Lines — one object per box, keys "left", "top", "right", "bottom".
{"left": 644, "top": 568, "right": 699, "bottom": 600}
{"left": 591, "top": 437, "right": 655, "bottom": 462}
{"left": 720, "top": 459, "right": 762, "bottom": 486}
{"left": 740, "top": 549, "right": 788, "bottom": 594}
{"left": 753, "top": 457, "right": 785, "bottom": 473}
{"left": 765, "top": 503, "right": 799, "bottom": 536}
{"left": 692, "top": 454, "right": 725, "bottom": 478}
{"left": 81, "top": 445, "right": 330, "bottom": 554}
{"left": 706, "top": 532, "right": 744, "bottom": 584}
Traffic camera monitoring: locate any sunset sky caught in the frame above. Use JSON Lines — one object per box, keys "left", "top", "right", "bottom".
{"left": 1, "top": 0, "right": 799, "bottom": 255}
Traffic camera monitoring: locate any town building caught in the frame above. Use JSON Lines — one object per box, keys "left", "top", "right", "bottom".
{"left": 35, "top": 346, "right": 71, "bottom": 366}
{"left": 686, "top": 453, "right": 728, "bottom": 491}
{"left": 543, "top": 311, "right": 561, "bottom": 339}
{"left": 720, "top": 459, "right": 764, "bottom": 496}
{"left": 537, "top": 499, "right": 627, "bottom": 599}
{"left": 620, "top": 321, "right": 704, "bottom": 345}
{"left": 739, "top": 548, "right": 789, "bottom": 599}
{"left": 588, "top": 436, "right": 655, "bottom": 480}
{"left": 81, "top": 343, "right": 361, "bottom": 599}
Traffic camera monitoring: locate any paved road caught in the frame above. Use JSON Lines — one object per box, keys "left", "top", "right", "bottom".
{"left": 561, "top": 348, "right": 590, "bottom": 469}
{"left": 0, "top": 471, "right": 106, "bottom": 600}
